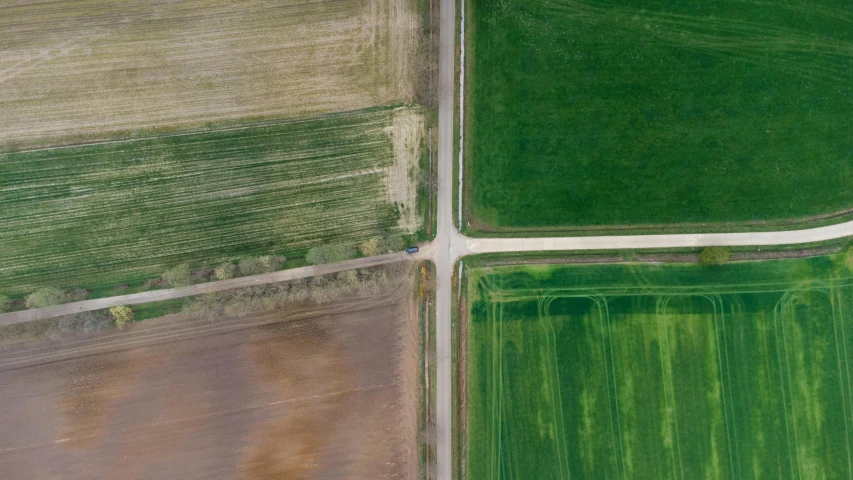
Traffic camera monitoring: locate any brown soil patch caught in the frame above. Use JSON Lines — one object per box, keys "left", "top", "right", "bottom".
{"left": 0, "top": 0, "right": 421, "bottom": 147}
{"left": 0, "top": 286, "right": 419, "bottom": 479}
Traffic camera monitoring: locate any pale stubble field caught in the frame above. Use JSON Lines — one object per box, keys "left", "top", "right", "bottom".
{"left": 0, "top": 0, "right": 421, "bottom": 146}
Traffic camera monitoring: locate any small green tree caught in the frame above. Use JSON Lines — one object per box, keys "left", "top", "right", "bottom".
{"left": 379, "top": 235, "right": 406, "bottom": 253}
{"left": 238, "top": 257, "right": 266, "bottom": 276}
{"left": 163, "top": 264, "right": 193, "bottom": 287}
{"left": 109, "top": 305, "right": 134, "bottom": 329}
{"left": 337, "top": 269, "right": 359, "bottom": 286}
{"left": 0, "top": 295, "right": 11, "bottom": 313}
{"left": 700, "top": 246, "right": 731, "bottom": 266}
{"left": 260, "top": 255, "right": 284, "bottom": 272}
{"left": 214, "top": 263, "right": 237, "bottom": 280}
{"left": 359, "top": 237, "right": 382, "bottom": 257}
{"left": 305, "top": 244, "right": 357, "bottom": 265}
{"left": 25, "top": 287, "right": 66, "bottom": 309}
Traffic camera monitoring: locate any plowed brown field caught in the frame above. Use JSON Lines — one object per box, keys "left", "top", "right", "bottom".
{"left": 0, "top": 0, "right": 420, "bottom": 146}
{"left": 0, "top": 285, "right": 419, "bottom": 479}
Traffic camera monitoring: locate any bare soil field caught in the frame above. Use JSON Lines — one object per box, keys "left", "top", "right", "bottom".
{"left": 0, "top": 286, "right": 419, "bottom": 479}
{"left": 0, "top": 0, "right": 422, "bottom": 146}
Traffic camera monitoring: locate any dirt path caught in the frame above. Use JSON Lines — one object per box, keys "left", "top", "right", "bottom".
{"left": 0, "top": 252, "right": 425, "bottom": 326}
{"left": 434, "top": 0, "right": 457, "bottom": 478}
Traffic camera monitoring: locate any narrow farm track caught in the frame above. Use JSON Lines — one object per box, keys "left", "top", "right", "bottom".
{"left": 0, "top": 252, "right": 416, "bottom": 325}
{"left": 432, "top": 0, "right": 853, "bottom": 477}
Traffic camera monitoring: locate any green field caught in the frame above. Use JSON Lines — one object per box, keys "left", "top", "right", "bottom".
{"left": 466, "top": 0, "right": 853, "bottom": 231}
{"left": 0, "top": 106, "right": 420, "bottom": 296}
{"left": 466, "top": 255, "right": 853, "bottom": 479}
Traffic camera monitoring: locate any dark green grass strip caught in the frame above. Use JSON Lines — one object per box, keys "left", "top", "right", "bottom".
{"left": 467, "top": 253, "right": 853, "bottom": 479}
{"left": 467, "top": 0, "right": 853, "bottom": 230}
{"left": 0, "top": 107, "right": 405, "bottom": 296}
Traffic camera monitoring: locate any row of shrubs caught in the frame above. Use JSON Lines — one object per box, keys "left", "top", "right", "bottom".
{"left": 0, "top": 236, "right": 409, "bottom": 314}
{"left": 0, "top": 253, "right": 288, "bottom": 314}
{"left": 164, "top": 236, "right": 406, "bottom": 288}
{"left": 163, "top": 254, "right": 286, "bottom": 288}
{"left": 0, "top": 262, "right": 410, "bottom": 344}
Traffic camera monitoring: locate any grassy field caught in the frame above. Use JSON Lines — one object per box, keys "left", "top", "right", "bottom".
{"left": 0, "top": 106, "right": 423, "bottom": 296}
{"left": 465, "top": 255, "right": 853, "bottom": 479}
{"left": 465, "top": 0, "right": 853, "bottom": 231}
{"left": 0, "top": 0, "right": 423, "bottom": 146}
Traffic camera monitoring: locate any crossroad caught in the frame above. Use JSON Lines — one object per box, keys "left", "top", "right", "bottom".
{"left": 2, "top": 2, "right": 853, "bottom": 478}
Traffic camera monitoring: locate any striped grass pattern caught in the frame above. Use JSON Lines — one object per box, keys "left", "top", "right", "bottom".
{"left": 467, "top": 256, "right": 853, "bottom": 479}
{"left": 0, "top": 107, "right": 407, "bottom": 296}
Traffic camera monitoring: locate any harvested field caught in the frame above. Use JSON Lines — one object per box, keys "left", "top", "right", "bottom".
{"left": 0, "top": 0, "right": 421, "bottom": 146}
{"left": 465, "top": 254, "right": 853, "bottom": 479}
{"left": 0, "top": 106, "right": 423, "bottom": 296}
{"left": 0, "top": 284, "right": 420, "bottom": 479}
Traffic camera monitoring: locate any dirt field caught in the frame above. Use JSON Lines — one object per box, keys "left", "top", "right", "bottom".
{"left": 0, "top": 286, "right": 419, "bottom": 479}
{"left": 0, "top": 0, "right": 421, "bottom": 146}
